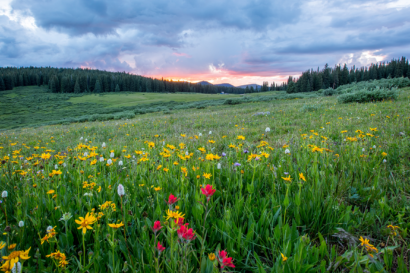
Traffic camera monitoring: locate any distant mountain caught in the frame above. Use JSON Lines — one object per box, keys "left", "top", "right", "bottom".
{"left": 215, "top": 83, "right": 235, "bottom": 87}
{"left": 196, "top": 81, "right": 260, "bottom": 89}
{"left": 237, "top": 84, "right": 261, "bottom": 89}
{"left": 196, "top": 81, "right": 213, "bottom": 85}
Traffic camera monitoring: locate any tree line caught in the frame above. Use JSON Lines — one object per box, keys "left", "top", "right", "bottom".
{"left": 0, "top": 56, "right": 408, "bottom": 95}
{"left": 0, "top": 67, "right": 249, "bottom": 94}
{"left": 287, "top": 57, "right": 409, "bottom": 93}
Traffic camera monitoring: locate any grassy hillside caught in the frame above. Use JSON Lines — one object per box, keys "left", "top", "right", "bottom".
{"left": 68, "top": 91, "right": 241, "bottom": 107}
{"left": 0, "top": 87, "right": 409, "bottom": 272}
{"left": 0, "top": 86, "right": 242, "bottom": 130}
{"left": 0, "top": 85, "right": 317, "bottom": 130}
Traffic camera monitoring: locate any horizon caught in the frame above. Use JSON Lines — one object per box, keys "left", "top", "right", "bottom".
{"left": 1, "top": 0, "right": 410, "bottom": 86}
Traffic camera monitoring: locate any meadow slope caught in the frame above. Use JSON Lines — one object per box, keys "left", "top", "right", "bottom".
{"left": 0, "top": 88, "right": 409, "bottom": 272}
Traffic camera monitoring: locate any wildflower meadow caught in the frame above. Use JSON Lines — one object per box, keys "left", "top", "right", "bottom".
{"left": 0, "top": 89, "right": 409, "bottom": 272}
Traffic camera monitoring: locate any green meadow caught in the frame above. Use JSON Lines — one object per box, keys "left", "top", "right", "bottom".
{"left": 0, "top": 86, "right": 241, "bottom": 130}
{"left": 0, "top": 84, "right": 409, "bottom": 272}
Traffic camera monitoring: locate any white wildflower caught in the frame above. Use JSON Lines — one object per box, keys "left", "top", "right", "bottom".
{"left": 107, "top": 159, "right": 112, "bottom": 165}
{"left": 18, "top": 221, "right": 24, "bottom": 227}
{"left": 99, "top": 157, "right": 104, "bottom": 162}
{"left": 59, "top": 212, "right": 73, "bottom": 222}
{"left": 11, "top": 262, "right": 21, "bottom": 273}
{"left": 284, "top": 149, "right": 290, "bottom": 154}
{"left": 1, "top": 191, "right": 7, "bottom": 198}
{"left": 118, "top": 160, "right": 123, "bottom": 166}
{"left": 265, "top": 127, "right": 271, "bottom": 133}
{"left": 117, "top": 184, "right": 125, "bottom": 196}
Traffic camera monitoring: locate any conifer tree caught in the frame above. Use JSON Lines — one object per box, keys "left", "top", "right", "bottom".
{"left": 94, "top": 79, "right": 102, "bottom": 93}
{"left": 306, "top": 79, "right": 311, "bottom": 92}
{"left": 0, "top": 76, "right": 5, "bottom": 91}
{"left": 115, "top": 84, "right": 120, "bottom": 92}
{"left": 49, "top": 79, "right": 57, "bottom": 93}
{"left": 74, "top": 78, "right": 81, "bottom": 93}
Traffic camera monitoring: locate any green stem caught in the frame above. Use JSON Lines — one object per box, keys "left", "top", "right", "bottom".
{"left": 82, "top": 233, "right": 86, "bottom": 270}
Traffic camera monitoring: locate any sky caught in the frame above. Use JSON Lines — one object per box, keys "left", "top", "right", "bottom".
{"left": 1, "top": 0, "right": 410, "bottom": 86}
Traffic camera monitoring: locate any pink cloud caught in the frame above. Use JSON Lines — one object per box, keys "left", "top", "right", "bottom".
{"left": 172, "top": 52, "right": 191, "bottom": 58}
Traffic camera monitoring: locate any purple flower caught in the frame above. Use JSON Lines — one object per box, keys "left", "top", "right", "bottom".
{"left": 234, "top": 163, "right": 241, "bottom": 166}
{"left": 222, "top": 152, "right": 226, "bottom": 157}
{"left": 255, "top": 157, "right": 260, "bottom": 161}
{"left": 243, "top": 149, "right": 249, "bottom": 154}
{"left": 284, "top": 172, "right": 289, "bottom": 175}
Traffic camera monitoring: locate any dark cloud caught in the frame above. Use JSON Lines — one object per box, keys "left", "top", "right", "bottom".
{"left": 2, "top": 0, "right": 410, "bottom": 84}
{"left": 11, "top": 0, "right": 302, "bottom": 36}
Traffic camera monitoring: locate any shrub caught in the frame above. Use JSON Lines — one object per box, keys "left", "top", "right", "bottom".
{"left": 338, "top": 88, "right": 399, "bottom": 103}
{"left": 323, "top": 88, "right": 338, "bottom": 96}
{"left": 223, "top": 99, "right": 242, "bottom": 105}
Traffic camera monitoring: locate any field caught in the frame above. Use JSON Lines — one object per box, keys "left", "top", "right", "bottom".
{"left": 0, "top": 87, "right": 409, "bottom": 272}
{"left": 0, "top": 86, "right": 243, "bottom": 130}
{"left": 68, "top": 92, "right": 242, "bottom": 107}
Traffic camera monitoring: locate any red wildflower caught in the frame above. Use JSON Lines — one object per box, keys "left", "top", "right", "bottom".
{"left": 218, "top": 250, "right": 228, "bottom": 259}
{"left": 156, "top": 241, "right": 165, "bottom": 254}
{"left": 201, "top": 184, "right": 216, "bottom": 201}
{"left": 221, "top": 257, "right": 235, "bottom": 268}
{"left": 174, "top": 217, "right": 185, "bottom": 226}
{"left": 177, "top": 224, "right": 196, "bottom": 242}
{"left": 167, "top": 194, "right": 179, "bottom": 205}
{"left": 151, "top": 221, "right": 162, "bottom": 233}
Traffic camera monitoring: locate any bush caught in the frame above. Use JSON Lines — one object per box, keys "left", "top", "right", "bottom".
{"left": 338, "top": 88, "right": 399, "bottom": 103}
{"left": 224, "top": 99, "right": 242, "bottom": 105}
{"left": 323, "top": 88, "right": 338, "bottom": 96}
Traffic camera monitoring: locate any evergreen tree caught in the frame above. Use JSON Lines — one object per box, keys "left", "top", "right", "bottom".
{"left": 104, "top": 76, "right": 109, "bottom": 92}
{"left": 61, "top": 77, "right": 70, "bottom": 93}
{"left": 74, "top": 78, "right": 81, "bottom": 94}
{"left": 50, "top": 79, "right": 57, "bottom": 93}
{"left": 323, "top": 64, "right": 330, "bottom": 88}
{"left": 94, "top": 79, "right": 102, "bottom": 93}
{"left": 395, "top": 60, "right": 403, "bottom": 78}
{"left": 306, "top": 79, "right": 311, "bottom": 92}
{"left": 0, "top": 76, "right": 5, "bottom": 91}
{"left": 341, "top": 64, "right": 349, "bottom": 85}
{"left": 53, "top": 76, "right": 60, "bottom": 93}
{"left": 115, "top": 84, "right": 120, "bottom": 92}
{"left": 287, "top": 80, "right": 295, "bottom": 93}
